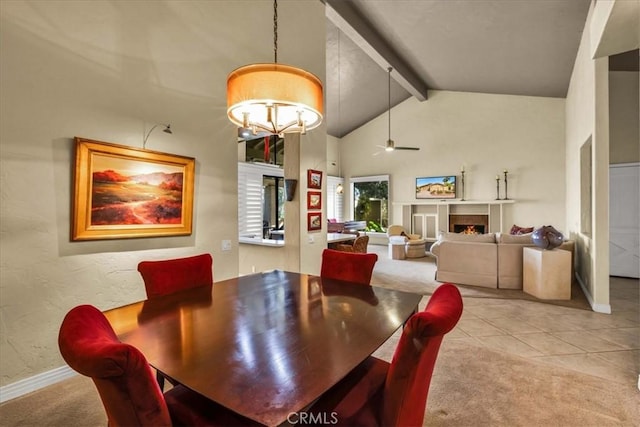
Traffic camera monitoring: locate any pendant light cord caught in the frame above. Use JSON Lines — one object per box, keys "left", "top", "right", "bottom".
{"left": 273, "top": 0, "right": 278, "bottom": 63}
{"left": 338, "top": 30, "right": 341, "bottom": 177}
{"left": 388, "top": 67, "right": 392, "bottom": 142}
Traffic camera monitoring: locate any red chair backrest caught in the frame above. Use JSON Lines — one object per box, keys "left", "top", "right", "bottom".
{"left": 58, "top": 305, "right": 171, "bottom": 427}
{"left": 382, "top": 283, "right": 463, "bottom": 426}
{"left": 138, "top": 253, "right": 213, "bottom": 299}
{"left": 320, "top": 249, "right": 378, "bottom": 285}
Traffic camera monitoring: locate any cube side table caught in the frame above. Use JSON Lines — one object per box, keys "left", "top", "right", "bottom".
{"left": 523, "top": 247, "right": 571, "bottom": 300}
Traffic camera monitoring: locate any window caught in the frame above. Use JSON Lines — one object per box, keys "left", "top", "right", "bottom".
{"left": 351, "top": 175, "right": 389, "bottom": 232}
{"left": 263, "top": 176, "right": 285, "bottom": 237}
{"left": 238, "top": 162, "right": 284, "bottom": 240}
{"left": 326, "top": 176, "right": 344, "bottom": 222}
{"left": 243, "top": 135, "right": 284, "bottom": 166}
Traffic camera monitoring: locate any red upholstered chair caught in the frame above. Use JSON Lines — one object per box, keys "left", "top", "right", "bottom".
{"left": 137, "top": 253, "right": 213, "bottom": 389}
{"left": 309, "top": 283, "right": 463, "bottom": 426}
{"left": 137, "top": 253, "right": 213, "bottom": 299}
{"left": 58, "top": 305, "right": 258, "bottom": 427}
{"left": 320, "top": 248, "right": 378, "bottom": 285}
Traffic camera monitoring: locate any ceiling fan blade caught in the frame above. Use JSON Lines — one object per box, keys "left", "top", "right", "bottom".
{"left": 395, "top": 146, "right": 420, "bottom": 151}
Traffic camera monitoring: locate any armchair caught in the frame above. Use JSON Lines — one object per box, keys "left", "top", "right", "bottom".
{"left": 387, "top": 225, "right": 427, "bottom": 258}
{"left": 335, "top": 235, "right": 370, "bottom": 253}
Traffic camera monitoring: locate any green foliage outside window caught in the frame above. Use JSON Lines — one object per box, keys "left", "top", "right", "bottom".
{"left": 354, "top": 180, "right": 388, "bottom": 232}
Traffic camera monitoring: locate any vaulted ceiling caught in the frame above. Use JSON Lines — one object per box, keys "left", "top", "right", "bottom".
{"left": 324, "top": 0, "right": 592, "bottom": 138}
{"left": 1, "top": 0, "right": 617, "bottom": 143}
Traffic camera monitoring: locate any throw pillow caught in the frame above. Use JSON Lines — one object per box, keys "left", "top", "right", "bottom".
{"left": 510, "top": 224, "right": 534, "bottom": 235}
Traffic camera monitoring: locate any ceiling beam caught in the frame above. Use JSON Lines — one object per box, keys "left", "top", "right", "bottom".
{"left": 325, "top": 0, "right": 429, "bottom": 101}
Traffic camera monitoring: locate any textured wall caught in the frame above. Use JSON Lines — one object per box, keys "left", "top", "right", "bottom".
{"left": 0, "top": 1, "right": 326, "bottom": 387}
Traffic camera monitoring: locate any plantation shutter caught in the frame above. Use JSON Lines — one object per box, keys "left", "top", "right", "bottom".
{"left": 238, "top": 162, "right": 283, "bottom": 239}
{"left": 326, "top": 176, "right": 344, "bottom": 222}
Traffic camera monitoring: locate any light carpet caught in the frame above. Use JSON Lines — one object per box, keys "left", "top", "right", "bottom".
{"left": 1, "top": 248, "right": 635, "bottom": 426}
{"left": 369, "top": 244, "right": 592, "bottom": 311}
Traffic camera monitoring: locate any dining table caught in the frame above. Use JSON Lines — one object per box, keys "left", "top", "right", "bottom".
{"left": 103, "top": 270, "right": 422, "bottom": 426}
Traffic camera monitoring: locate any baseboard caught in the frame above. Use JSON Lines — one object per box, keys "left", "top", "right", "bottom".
{"left": 0, "top": 365, "right": 76, "bottom": 404}
{"left": 575, "top": 274, "right": 612, "bottom": 314}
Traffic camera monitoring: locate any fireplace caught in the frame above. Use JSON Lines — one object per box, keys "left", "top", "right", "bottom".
{"left": 449, "top": 214, "right": 489, "bottom": 234}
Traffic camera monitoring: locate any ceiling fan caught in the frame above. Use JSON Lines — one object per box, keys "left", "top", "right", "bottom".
{"left": 376, "top": 67, "right": 420, "bottom": 154}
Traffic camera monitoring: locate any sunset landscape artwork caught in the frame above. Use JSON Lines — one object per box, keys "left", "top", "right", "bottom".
{"left": 91, "top": 155, "right": 184, "bottom": 226}
{"left": 73, "top": 138, "right": 194, "bottom": 240}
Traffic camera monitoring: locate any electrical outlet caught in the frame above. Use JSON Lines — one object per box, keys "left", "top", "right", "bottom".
{"left": 221, "top": 240, "right": 232, "bottom": 251}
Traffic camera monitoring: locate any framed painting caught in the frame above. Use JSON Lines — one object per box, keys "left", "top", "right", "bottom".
{"left": 307, "top": 212, "right": 322, "bottom": 231}
{"left": 307, "top": 169, "right": 322, "bottom": 189}
{"left": 72, "top": 137, "right": 195, "bottom": 240}
{"left": 307, "top": 191, "right": 322, "bottom": 210}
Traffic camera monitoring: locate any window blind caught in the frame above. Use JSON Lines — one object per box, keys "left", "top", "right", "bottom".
{"left": 326, "top": 175, "right": 344, "bottom": 222}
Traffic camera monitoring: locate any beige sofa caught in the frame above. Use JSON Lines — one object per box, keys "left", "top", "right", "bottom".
{"left": 430, "top": 232, "right": 574, "bottom": 289}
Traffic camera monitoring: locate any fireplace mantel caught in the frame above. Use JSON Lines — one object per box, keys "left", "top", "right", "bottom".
{"left": 393, "top": 199, "right": 515, "bottom": 206}
{"left": 392, "top": 199, "right": 515, "bottom": 241}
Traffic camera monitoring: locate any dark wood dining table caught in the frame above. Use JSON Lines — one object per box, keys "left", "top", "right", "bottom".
{"left": 103, "top": 270, "right": 422, "bottom": 426}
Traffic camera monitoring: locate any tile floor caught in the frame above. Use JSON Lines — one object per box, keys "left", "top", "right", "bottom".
{"left": 443, "top": 276, "right": 639, "bottom": 386}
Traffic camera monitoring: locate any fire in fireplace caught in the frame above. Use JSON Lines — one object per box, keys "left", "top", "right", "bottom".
{"left": 453, "top": 224, "right": 486, "bottom": 234}
{"left": 449, "top": 214, "right": 489, "bottom": 234}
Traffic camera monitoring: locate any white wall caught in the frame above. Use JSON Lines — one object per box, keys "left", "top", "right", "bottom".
{"left": 564, "top": 0, "right": 638, "bottom": 313}
{"left": 339, "top": 90, "right": 567, "bottom": 233}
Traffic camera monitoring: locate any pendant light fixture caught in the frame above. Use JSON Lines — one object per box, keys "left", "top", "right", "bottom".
{"left": 227, "top": 0, "right": 323, "bottom": 136}
{"left": 336, "top": 147, "right": 344, "bottom": 194}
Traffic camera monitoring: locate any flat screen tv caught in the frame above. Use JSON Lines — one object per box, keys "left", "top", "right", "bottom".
{"left": 416, "top": 176, "right": 457, "bottom": 199}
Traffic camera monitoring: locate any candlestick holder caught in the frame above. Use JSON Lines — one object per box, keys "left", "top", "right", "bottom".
{"left": 503, "top": 170, "right": 509, "bottom": 200}
{"left": 460, "top": 170, "right": 465, "bottom": 201}
{"left": 495, "top": 176, "right": 500, "bottom": 200}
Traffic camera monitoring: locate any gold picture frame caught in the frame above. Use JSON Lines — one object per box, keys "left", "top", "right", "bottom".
{"left": 72, "top": 137, "right": 195, "bottom": 241}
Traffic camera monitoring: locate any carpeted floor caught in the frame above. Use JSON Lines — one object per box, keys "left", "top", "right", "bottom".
{"left": 371, "top": 334, "right": 639, "bottom": 427}
{"left": 369, "top": 244, "right": 592, "bottom": 311}
{"left": 1, "top": 248, "right": 637, "bottom": 426}
{"left": 427, "top": 340, "right": 639, "bottom": 426}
